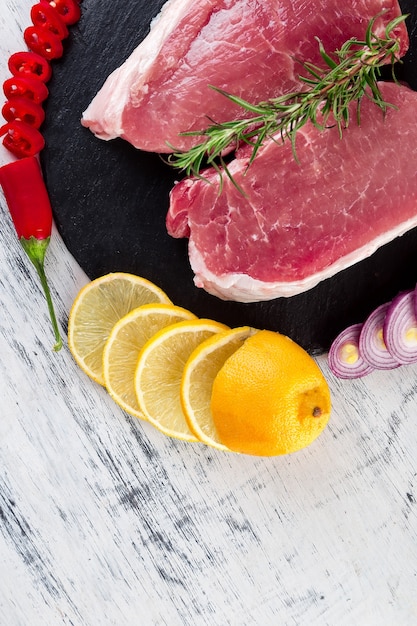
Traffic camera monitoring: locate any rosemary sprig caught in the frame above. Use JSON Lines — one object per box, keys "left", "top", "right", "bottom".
{"left": 168, "top": 13, "right": 407, "bottom": 185}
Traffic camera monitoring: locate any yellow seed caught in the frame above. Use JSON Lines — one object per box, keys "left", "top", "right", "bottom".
{"left": 405, "top": 326, "right": 417, "bottom": 344}
{"left": 340, "top": 342, "right": 359, "bottom": 364}
{"left": 376, "top": 328, "right": 387, "bottom": 350}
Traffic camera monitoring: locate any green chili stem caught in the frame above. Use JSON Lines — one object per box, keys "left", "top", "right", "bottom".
{"left": 20, "top": 236, "right": 63, "bottom": 352}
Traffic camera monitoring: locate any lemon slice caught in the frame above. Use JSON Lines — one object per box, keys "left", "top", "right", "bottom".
{"left": 180, "top": 326, "right": 257, "bottom": 450}
{"left": 103, "top": 303, "right": 197, "bottom": 418}
{"left": 68, "top": 273, "right": 171, "bottom": 385}
{"left": 134, "top": 319, "right": 229, "bottom": 441}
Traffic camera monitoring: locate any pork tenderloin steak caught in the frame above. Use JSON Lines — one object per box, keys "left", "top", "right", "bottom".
{"left": 81, "top": 0, "right": 408, "bottom": 153}
{"left": 166, "top": 82, "right": 417, "bottom": 303}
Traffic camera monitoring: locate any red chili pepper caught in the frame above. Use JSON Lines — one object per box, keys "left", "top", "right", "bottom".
{"left": 2, "top": 98, "right": 46, "bottom": 129}
{"left": 3, "top": 75, "right": 49, "bottom": 104}
{"left": 31, "top": 3, "right": 69, "bottom": 40}
{"left": 0, "top": 157, "right": 62, "bottom": 350}
{"left": 0, "top": 121, "right": 45, "bottom": 158}
{"left": 8, "top": 51, "right": 52, "bottom": 83}
{"left": 24, "top": 25, "right": 64, "bottom": 60}
{"left": 40, "top": 0, "right": 81, "bottom": 26}
{"left": 0, "top": 157, "right": 51, "bottom": 239}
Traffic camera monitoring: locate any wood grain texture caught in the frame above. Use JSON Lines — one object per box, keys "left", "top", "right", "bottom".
{"left": 0, "top": 2, "right": 416, "bottom": 625}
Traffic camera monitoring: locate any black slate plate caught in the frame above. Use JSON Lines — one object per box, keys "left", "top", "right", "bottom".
{"left": 41, "top": 0, "right": 417, "bottom": 355}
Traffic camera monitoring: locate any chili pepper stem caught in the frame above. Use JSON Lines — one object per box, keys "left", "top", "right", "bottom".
{"left": 20, "top": 236, "right": 63, "bottom": 351}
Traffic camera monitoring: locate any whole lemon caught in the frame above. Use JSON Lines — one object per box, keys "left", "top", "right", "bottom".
{"left": 210, "top": 330, "right": 331, "bottom": 456}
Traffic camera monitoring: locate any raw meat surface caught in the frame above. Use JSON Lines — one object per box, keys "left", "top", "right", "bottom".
{"left": 167, "top": 83, "right": 417, "bottom": 302}
{"left": 81, "top": 0, "right": 408, "bottom": 153}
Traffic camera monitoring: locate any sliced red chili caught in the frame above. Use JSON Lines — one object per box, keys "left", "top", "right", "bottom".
{"left": 24, "top": 25, "right": 64, "bottom": 60}
{"left": 40, "top": 0, "right": 81, "bottom": 26}
{"left": 2, "top": 98, "right": 45, "bottom": 129}
{"left": 3, "top": 75, "right": 49, "bottom": 104}
{"left": 0, "top": 121, "right": 45, "bottom": 158}
{"left": 8, "top": 51, "right": 52, "bottom": 83}
{"left": 31, "top": 3, "right": 69, "bottom": 40}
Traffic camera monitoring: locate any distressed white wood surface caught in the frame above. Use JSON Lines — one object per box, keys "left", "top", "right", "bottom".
{"left": 0, "top": 2, "right": 416, "bottom": 624}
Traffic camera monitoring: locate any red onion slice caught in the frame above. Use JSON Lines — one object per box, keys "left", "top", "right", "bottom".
{"left": 359, "top": 302, "right": 401, "bottom": 370}
{"left": 328, "top": 323, "right": 374, "bottom": 379}
{"left": 383, "top": 289, "right": 417, "bottom": 365}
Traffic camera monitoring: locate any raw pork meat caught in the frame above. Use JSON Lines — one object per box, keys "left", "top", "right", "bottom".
{"left": 167, "top": 82, "right": 417, "bottom": 303}
{"left": 81, "top": 0, "right": 408, "bottom": 153}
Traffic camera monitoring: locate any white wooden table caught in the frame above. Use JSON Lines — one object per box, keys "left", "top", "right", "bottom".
{"left": 1, "top": 2, "right": 416, "bottom": 624}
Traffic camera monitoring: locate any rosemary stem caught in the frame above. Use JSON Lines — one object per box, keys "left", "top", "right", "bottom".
{"left": 168, "top": 13, "right": 408, "bottom": 186}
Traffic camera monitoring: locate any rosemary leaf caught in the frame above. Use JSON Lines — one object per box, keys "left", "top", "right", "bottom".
{"left": 167, "top": 13, "right": 408, "bottom": 185}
